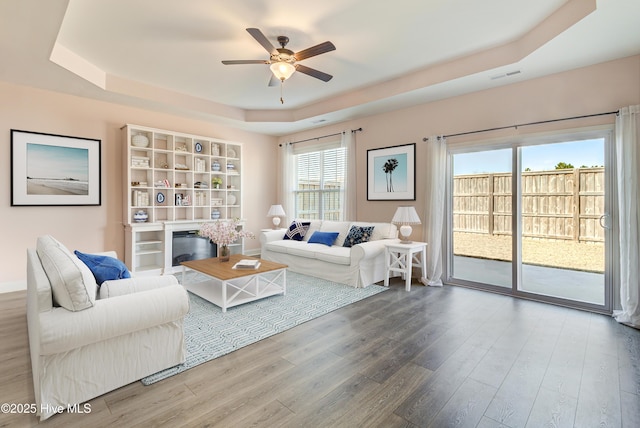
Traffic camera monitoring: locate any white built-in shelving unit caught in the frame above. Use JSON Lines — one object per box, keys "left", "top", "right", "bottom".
{"left": 122, "top": 124, "right": 243, "bottom": 275}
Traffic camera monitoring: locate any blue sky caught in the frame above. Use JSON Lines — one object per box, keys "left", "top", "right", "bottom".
{"left": 453, "top": 138, "right": 605, "bottom": 175}
{"left": 27, "top": 143, "right": 89, "bottom": 180}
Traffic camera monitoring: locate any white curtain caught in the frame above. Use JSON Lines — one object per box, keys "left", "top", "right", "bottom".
{"left": 615, "top": 105, "right": 640, "bottom": 328}
{"left": 422, "top": 135, "right": 446, "bottom": 286}
{"left": 341, "top": 130, "right": 356, "bottom": 220}
{"left": 280, "top": 142, "right": 295, "bottom": 225}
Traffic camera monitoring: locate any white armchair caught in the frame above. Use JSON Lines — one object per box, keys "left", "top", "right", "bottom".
{"left": 27, "top": 236, "right": 189, "bottom": 421}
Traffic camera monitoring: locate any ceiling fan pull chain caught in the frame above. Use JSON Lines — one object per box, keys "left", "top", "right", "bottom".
{"left": 280, "top": 81, "right": 285, "bottom": 104}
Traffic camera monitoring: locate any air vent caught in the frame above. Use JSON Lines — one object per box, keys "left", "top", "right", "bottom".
{"left": 490, "top": 70, "right": 521, "bottom": 80}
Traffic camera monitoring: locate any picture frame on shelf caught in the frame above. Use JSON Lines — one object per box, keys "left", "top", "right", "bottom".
{"left": 367, "top": 143, "right": 415, "bottom": 201}
{"left": 11, "top": 129, "right": 101, "bottom": 206}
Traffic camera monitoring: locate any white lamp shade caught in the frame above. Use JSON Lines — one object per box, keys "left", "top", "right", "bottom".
{"left": 267, "top": 204, "right": 286, "bottom": 217}
{"left": 391, "top": 206, "right": 421, "bottom": 225}
{"left": 270, "top": 62, "right": 295, "bottom": 81}
{"left": 391, "top": 206, "right": 421, "bottom": 243}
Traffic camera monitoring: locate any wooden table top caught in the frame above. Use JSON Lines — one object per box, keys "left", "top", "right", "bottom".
{"left": 181, "top": 254, "right": 288, "bottom": 281}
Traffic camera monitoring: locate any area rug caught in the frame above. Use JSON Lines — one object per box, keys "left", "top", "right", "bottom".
{"left": 141, "top": 271, "right": 387, "bottom": 385}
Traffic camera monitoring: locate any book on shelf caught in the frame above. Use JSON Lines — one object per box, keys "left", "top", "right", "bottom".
{"left": 232, "top": 259, "right": 261, "bottom": 270}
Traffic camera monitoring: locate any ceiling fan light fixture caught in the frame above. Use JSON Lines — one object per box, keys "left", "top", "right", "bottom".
{"left": 270, "top": 61, "right": 295, "bottom": 81}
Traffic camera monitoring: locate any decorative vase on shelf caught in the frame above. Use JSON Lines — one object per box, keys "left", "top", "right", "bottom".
{"left": 131, "top": 134, "right": 149, "bottom": 147}
{"left": 211, "top": 160, "right": 221, "bottom": 171}
{"left": 211, "top": 209, "right": 220, "bottom": 219}
{"left": 212, "top": 143, "right": 220, "bottom": 156}
{"left": 133, "top": 210, "right": 148, "bottom": 223}
{"left": 218, "top": 245, "right": 230, "bottom": 262}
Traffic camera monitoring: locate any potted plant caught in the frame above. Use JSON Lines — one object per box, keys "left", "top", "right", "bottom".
{"left": 211, "top": 177, "right": 223, "bottom": 189}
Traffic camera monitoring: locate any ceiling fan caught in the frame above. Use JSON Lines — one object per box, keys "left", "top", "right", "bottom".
{"left": 222, "top": 28, "right": 336, "bottom": 87}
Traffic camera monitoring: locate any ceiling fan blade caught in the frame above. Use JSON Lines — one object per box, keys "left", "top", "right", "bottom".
{"left": 295, "top": 64, "right": 333, "bottom": 82}
{"left": 246, "top": 28, "right": 277, "bottom": 55}
{"left": 293, "top": 41, "right": 336, "bottom": 61}
{"left": 221, "top": 60, "right": 269, "bottom": 65}
{"left": 267, "top": 74, "right": 279, "bottom": 87}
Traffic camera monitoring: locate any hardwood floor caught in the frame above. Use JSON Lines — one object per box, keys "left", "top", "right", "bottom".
{"left": 1, "top": 278, "right": 639, "bottom": 427}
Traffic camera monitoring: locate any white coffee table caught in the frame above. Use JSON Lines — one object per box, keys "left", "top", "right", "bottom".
{"left": 384, "top": 241, "right": 427, "bottom": 291}
{"left": 181, "top": 254, "right": 288, "bottom": 312}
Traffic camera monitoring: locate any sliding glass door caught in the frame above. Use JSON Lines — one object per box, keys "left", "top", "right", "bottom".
{"left": 520, "top": 140, "right": 606, "bottom": 305}
{"left": 447, "top": 130, "right": 613, "bottom": 312}
{"left": 451, "top": 148, "right": 513, "bottom": 289}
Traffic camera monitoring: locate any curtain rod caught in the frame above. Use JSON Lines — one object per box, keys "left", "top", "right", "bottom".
{"left": 422, "top": 110, "right": 619, "bottom": 141}
{"left": 279, "top": 127, "right": 363, "bottom": 147}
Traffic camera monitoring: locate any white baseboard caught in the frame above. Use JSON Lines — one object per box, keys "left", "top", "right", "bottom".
{"left": 0, "top": 280, "right": 27, "bottom": 294}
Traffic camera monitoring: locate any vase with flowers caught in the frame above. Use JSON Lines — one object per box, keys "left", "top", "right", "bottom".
{"left": 198, "top": 219, "right": 255, "bottom": 262}
{"left": 211, "top": 176, "right": 223, "bottom": 189}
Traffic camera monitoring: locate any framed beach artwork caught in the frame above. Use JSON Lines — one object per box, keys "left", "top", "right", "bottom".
{"left": 11, "top": 130, "right": 101, "bottom": 206}
{"left": 367, "top": 143, "right": 416, "bottom": 201}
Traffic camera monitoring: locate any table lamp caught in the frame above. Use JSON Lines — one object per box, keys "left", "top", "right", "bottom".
{"left": 267, "top": 204, "right": 286, "bottom": 229}
{"left": 391, "top": 206, "right": 421, "bottom": 243}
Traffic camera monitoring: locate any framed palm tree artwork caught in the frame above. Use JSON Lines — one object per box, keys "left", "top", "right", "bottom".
{"left": 367, "top": 143, "right": 415, "bottom": 200}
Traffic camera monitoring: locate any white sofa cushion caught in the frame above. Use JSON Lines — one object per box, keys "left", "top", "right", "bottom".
{"left": 36, "top": 235, "right": 97, "bottom": 311}
{"left": 286, "top": 242, "right": 323, "bottom": 259}
{"left": 313, "top": 245, "right": 352, "bottom": 265}
{"left": 319, "top": 220, "right": 352, "bottom": 247}
{"left": 264, "top": 240, "right": 292, "bottom": 254}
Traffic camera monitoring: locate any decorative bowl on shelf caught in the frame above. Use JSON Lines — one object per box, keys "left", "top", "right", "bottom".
{"left": 133, "top": 210, "right": 148, "bottom": 222}
{"left": 227, "top": 194, "right": 236, "bottom": 205}
{"left": 131, "top": 134, "right": 149, "bottom": 147}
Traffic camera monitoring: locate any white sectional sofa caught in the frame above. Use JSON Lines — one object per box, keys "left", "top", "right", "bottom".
{"left": 27, "top": 235, "right": 189, "bottom": 420}
{"left": 260, "top": 220, "right": 399, "bottom": 288}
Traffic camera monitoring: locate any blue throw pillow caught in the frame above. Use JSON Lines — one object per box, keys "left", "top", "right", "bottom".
{"left": 307, "top": 231, "right": 339, "bottom": 246}
{"left": 74, "top": 250, "right": 131, "bottom": 285}
{"left": 343, "top": 225, "right": 375, "bottom": 248}
{"left": 283, "top": 221, "right": 311, "bottom": 241}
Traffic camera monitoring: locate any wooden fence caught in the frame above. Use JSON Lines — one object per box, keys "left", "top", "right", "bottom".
{"left": 453, "top": 168, "right": 604, "bottom": 242}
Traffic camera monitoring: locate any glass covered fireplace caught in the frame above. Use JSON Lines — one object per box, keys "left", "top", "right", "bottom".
{"left": 171, "top": 230, "right": 216, "bottom": 266}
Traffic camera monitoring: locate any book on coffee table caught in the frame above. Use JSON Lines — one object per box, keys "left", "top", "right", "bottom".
{"left": 232, "top": 259, "right": 261, "bottom": 270}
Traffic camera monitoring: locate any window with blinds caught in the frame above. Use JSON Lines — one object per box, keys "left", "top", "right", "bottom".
{"left": 294, "top": 145, "right": 346, "bottom": 220}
